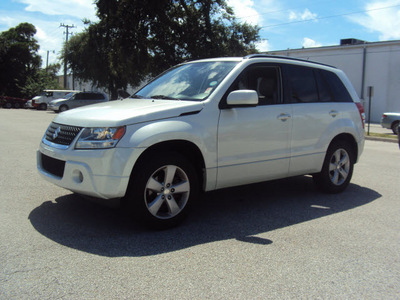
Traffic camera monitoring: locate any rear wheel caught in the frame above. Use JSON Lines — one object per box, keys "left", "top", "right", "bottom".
{"left": 125, "top": 152, "right": 199, "bottom": 229}
{"left": 391, "top": 122, "right": 399, "bottom": 135}
{"left": 313, "top": 141, "right": 354, "bottom": 194}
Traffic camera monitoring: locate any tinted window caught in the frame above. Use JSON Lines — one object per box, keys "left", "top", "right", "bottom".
{"left": 321, "top": 70, "right": 353, "bottom": 102}
{"left": 94, "top": 93, "right": 105, "bottom": 100}
{"left": 315, "top": 70, "right": 333, "bottom": 102}
{"left": 74, "top": 93, "right": 84, "bottom": 100}
{"left": 286, "top": 65, "right": 318, "bottom": 103}
{"left": 84, "top": 93, "right": 94, "bottom": 100}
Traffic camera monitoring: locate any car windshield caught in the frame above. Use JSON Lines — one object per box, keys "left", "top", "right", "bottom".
{"left": 135, "top": 61, "right": 238, "bottom": 101}
{"left": 64, "top": 92, "right": 75, "bottom": 99}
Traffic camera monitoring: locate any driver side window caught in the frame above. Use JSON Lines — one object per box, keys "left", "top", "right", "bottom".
{"left": 231, "top": 66, "right": 280, "bottom": 105}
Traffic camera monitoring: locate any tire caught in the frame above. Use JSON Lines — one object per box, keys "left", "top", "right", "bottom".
{"left": 391, "top": 122, "right": 399, "bottom": 135}
{"left": 38, "top": 103, "right": 47, "bottom": 110}
{"left": 313, "top": 141, "right": 354, "bottom": 194}
{"left": 59, "top": 105, "right": 68, "bottom": 112}
{"left": 125, "top": 152, "right": 199, "bottom": 229}
{"left": 13, "top": 102, "right": 21, "bottom": 109}
{"left": 4, "top": 102, "right": 12, "bottom": 109}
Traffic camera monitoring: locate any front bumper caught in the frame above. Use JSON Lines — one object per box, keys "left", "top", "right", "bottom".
{"left": 37, "top": 142, "right": 142, "bottom": 199}
{"left": 48, "top": 104, "right": 59, "bottom": 111}
{"left": 25, "top": 100, "right": 37, "bottom": 108}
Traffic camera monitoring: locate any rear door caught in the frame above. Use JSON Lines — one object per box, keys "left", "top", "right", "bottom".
{"left": 283, "top": 64, "right": 355, "bottom": 176}
{"left": 217, "top": 64, "right": 292, "bottom": 189}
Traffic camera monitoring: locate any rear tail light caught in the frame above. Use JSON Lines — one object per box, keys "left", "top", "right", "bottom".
{"left": 382, "top": 114, "right": 387, "bottom": 119}
{"left": 356, "top": 102, "right": 365, "bottom": 129}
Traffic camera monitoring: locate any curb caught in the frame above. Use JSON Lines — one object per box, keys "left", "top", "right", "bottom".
{"left": 365, "top": 135, "right": 398, "bottom": 143}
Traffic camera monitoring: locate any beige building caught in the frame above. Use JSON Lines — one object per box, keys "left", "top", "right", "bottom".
{"left": 266, "top": 39, "right": 400, "bottom": 123}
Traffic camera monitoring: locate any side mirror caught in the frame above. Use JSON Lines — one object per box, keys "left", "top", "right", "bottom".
{"left": 227, "top": 90, "right": 258, "bottom": 106}
{"left": 117, "top": 89, "right": 130, "bottom": 99}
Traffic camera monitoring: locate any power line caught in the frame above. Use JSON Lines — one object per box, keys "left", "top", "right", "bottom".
{"left": 259, "top": 4, "right": 400, "bottom": 29}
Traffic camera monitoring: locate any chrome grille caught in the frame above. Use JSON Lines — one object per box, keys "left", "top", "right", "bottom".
{"left": 45, "top": 122, "right": 82, "bottom": 146}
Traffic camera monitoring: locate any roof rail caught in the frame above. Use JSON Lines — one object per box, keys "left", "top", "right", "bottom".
{"left": 243, "top": 54, "right": 336, "bottom": 68}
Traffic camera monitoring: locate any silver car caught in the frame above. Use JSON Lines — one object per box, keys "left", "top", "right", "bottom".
{"left": 49, "top": 92, "right": 109, "bottom": 112}
{"left": 381, "top": 112, "right": 400, "bottom": 135}
{"left": 38, "top": 55, "right": 365, "bottom": 229}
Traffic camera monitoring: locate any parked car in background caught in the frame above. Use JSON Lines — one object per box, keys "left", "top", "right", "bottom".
{"left": 26, "top": 90, "right": 80, "bottom": 110}
{"left": 0, "top": 96, "right": 30, "bottom": 109}
{"left": 48, "top": 91, "right": 109, "bottom": 112}
{"left": 381, "top": 112, "right": 400, "bottom": 135}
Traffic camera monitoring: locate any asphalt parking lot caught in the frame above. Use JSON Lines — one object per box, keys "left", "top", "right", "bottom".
{"left": 1, "top": 108, "right": 399, "bottom": 299}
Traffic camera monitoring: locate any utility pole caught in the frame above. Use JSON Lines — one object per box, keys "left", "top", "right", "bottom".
{"left": 60, "top": 23, "right": 76, "bottom": 88}
{"left": 46, "top": 50, "right": 55, "bottom": 71}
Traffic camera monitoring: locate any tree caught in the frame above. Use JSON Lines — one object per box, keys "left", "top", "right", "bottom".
{"left": 21, "top": 64, "right": 61, "bottom": 98}
{"left": 0, "top": 23, "right": 42, "bottom": 98}
{"left": 64, "top": 0, "right": 260, "bottom": 99}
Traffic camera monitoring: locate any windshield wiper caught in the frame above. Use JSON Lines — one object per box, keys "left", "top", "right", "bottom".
{"left": 130, "top": 94, "right": 144, "bottom": 99}
{"left": 150, "top": 95, "right": 179, "bottom": 100}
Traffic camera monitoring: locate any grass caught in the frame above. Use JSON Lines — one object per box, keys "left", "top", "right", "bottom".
{"left": 366, "top": 132, "right": 398, "bottom": 139}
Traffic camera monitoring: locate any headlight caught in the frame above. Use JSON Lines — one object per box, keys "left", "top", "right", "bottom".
{"left": 75, "top": 126, "right": 126, "bottom": 149}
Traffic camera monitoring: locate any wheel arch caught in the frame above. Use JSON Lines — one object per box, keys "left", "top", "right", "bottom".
{"left": 129, "top": 140, "right": 206, "bottom": 192}
{"left": 328, "top": 133, "right": 358, "bottom": 162}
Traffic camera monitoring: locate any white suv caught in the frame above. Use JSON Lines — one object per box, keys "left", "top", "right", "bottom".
{"left": 37, "top": 55, "right": 365, "bottom": 228}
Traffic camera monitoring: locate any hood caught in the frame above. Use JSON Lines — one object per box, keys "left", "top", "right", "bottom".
{"left": 53, "top": 98, "right": 204, "bottom": 127}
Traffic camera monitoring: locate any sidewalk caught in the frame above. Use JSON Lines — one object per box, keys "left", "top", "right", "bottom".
{"left": 365, "top": 123, "right": 398, "bottom": 143}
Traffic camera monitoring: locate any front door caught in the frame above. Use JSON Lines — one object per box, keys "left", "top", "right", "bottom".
{"left": 216, "top": 65, "right": 292, "bottom": 189}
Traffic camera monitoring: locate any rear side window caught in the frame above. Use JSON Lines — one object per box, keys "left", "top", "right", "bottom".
{"left": 284, "top": 65, "right": 353, "bottom": 103}
{"left": 320, "top": 70, "right": 353, "bottom": 102}
{"left": 314, "top": 70, "right": 333, "bottom": 102}
{"left": 84, "top": 93, "right": 94, "bottom": 100}
{"left": 94, "top": 93, "right": 105, "bottom": 100}
{"left": 285, "top": 65, "right": 318, "bottom": 103}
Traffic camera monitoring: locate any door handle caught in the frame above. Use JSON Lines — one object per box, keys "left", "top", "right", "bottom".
{"left": 277, "top": 113, "right": 291, "bottom": 121}
{"left": 329, "top": 110, "right": 339, "bottom": 117}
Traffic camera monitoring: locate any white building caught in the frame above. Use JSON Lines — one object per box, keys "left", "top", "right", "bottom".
{"left": 267, "top": 39, "right": 400, "bottom": 123}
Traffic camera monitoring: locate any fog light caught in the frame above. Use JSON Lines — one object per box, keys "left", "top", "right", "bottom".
{"left": 72, "top": 170, "right": 84, "bottom": 183}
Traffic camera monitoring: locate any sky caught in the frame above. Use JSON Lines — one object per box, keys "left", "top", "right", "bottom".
{"left": 1, "top": 0, "right": 400, "bottom": 68}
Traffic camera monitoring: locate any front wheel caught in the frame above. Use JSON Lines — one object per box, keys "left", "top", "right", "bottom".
{"left": 125, "top": 152, "right": 199, "bottom": 229}
{"left": 59, "top": 105, "right": 68, "bottom": 112}
{"left": 313, "top": 141, "right": 354, "bottom": 194}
